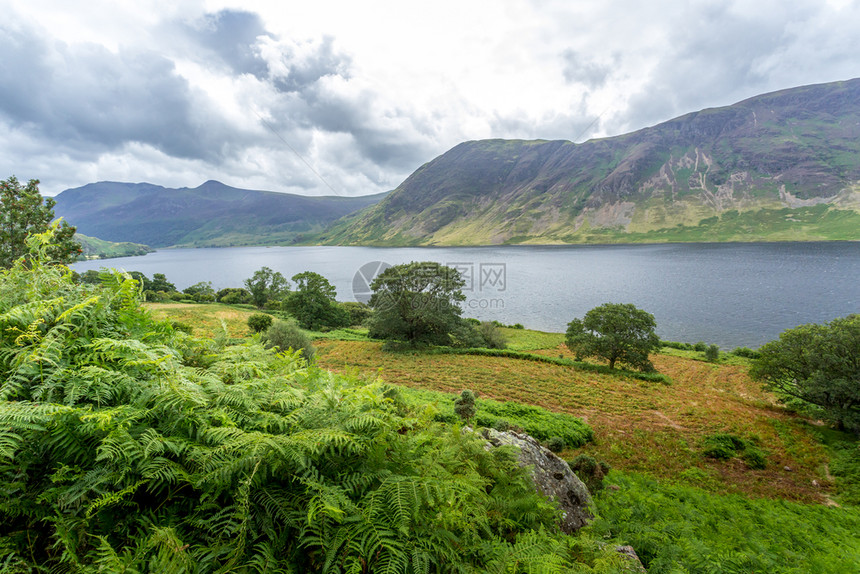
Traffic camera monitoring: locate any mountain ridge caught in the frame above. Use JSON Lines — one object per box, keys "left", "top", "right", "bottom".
{"left": 315, "top": 78, "right": 860, "bottom": 245}
{"left": 53, "top": 180, "right": 388, "bottom": 248}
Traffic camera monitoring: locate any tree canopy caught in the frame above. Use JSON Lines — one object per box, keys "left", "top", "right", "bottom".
{"left": 565, "top": 303, "right": 661, "bottom": 371}
{"left": 243, "top": 266, "right": 289, "bottom": 308}
{"left": 368, "top": 261, "right": 466, "bottom": 345}
{"left": 283, "top": 271, "right": 349, "bottom": 330}
{"left": 0, "top": 176, "right": 80, "bottom": 267}
{"left": 750, "top": 314, "right": 860, "bottom": 432}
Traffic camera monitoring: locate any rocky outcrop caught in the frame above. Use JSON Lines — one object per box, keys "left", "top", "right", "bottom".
{"left": 481, "top": 428, "right": 593, "bottom": 533}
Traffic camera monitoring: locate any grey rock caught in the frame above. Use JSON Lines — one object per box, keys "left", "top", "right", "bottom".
{"left": 615, "top": 545, "right": 647, "bottom": 572}
{"left": 482, "top": 428, "right": 594, "bottom": 533}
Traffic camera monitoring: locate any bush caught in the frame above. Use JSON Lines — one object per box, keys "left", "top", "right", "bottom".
{"left": 261, "top": 319, "right": 316, "bottom": 360}
{"left": 731, "top": 346, "right": 761, "bottom": 359}
{"left": 662, "top": 340, "right": 694, "bottom": 350}
{"left": 568, "top": 454, "right": 611, "bottom": 493}
{"left": 454, "top": 389, "right": 477, "bottom": 422}
{"left": 705, "top": 344, "right": 720, "bottom": 362}
{"left": 247, "top": 312, "right": 274, "bottom": 333}
{"left": 217, "top": 287, "right": 253, "bottom": 305}
{"left": 546, "top": 436, "right": 566, "bottom": 453}
{"left": 478, "top": 321, "right": 508, "bottom": 349}
{"left": 693, "top": 341, "right": 707, "bottom": 352}
{"left": 511, "top": 323, "right": 525, "bottom": 329}
{"left": 340, "top": 301, "right": 372, "bottom": 326}
{"left": 702, "top": 433, "right": 767, "bottom": 468}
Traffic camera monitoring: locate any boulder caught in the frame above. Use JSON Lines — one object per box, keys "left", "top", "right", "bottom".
{"left": 482, "top": 428, "right": 594, "bottom": 533}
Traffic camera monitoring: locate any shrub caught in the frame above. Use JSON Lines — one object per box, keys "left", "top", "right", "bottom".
{"left": 511, "top": 323, "right": 525, "bottom": 329}
{"left": 568, "top": 454, "right": 611, "bottom": 493}
{"left": 702, "top": 433, "right": 767, "bottom": 468}
{"left": 693, "top": 341, "right": 707, "bottom": 352}
{"left": 216, "top": 287, "right": 253, "bottom": 305}
{"left": 546, "top": 436, "right": 566, "bottom": 453}
{"left": 454, "top": 389, "right": 477, "bottom": 422}
{"left": 702, "top": 433, "right": 747, "bottom": 460}
{"left": 705, "top": 344, "right": 720, "bottom": 362}
{"left": 731, "top": 346, "right": 761, "bottom": 359}
{"left": 247, "top": 312, "right": 274, "bottom": 333}
{"left": 478, "top": 321, "right": 508, "bottom": 349}
{"left": 261, "top": 319, "right": 316, "bottom": 360}
{"left": 340, "top": 301, "right": 372, "bottom": 326}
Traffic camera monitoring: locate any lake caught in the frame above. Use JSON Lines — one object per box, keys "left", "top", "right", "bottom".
{"left": 71, "top": 242, "right": 859, "bottom": 349}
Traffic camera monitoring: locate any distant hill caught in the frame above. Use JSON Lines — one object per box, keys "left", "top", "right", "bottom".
{"left": 316, "top": 78, "right": 860, "bottom": 245}
{"left": 54, "top": 180, "right": 387, "bottom": 248}
{"left": 75, "top": 234, "right": 154, "bottom": 260}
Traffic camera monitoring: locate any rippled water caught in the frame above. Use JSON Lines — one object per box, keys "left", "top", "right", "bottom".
{"left": 72, "top": 242, "right": 859, "bottom": 349}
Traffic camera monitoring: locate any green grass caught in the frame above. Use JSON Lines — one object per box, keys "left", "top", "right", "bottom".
{"left": 591, "top": 471, "right": 860, "bottom": 573}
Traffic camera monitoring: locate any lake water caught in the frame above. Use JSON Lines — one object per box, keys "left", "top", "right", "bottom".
{"left": 71, "top": 242, "right": 859, "bottom": 349}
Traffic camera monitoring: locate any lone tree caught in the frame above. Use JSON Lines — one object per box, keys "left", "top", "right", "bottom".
{"left": 368, "top": 261, "right": 466, "bottom": 345}
{"left": 284, "top": 271, "right": 349, "bottom": 330}
{"left": 565, "top": 303, "right": 661, "bottom": 371}
{"left": 244, "top": 266, "right": 290, "bottom": 308}
{"left": 0, "top": 176, "right": 80, "bottom": 267}
{"left": 750, "top": 314, "right": 860, "bottom": 432}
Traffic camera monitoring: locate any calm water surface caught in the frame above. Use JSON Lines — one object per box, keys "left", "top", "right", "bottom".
{"left": 71, "top": 243, "right": 859, "bottom": 349}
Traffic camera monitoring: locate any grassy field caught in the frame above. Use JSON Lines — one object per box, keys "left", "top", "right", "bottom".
{"left": 146, "top": 302, "right": 845, "bottom": 504}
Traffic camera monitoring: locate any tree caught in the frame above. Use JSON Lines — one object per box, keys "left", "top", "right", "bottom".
{"left": 183, "top": 281, "right": 215, "bottom": 302}
{"left": 243, "top": 266, "right": 289, "bottom": 308}
{"left": 283, "top": 271, "right": 349, "bottom": 330}
{"left": 0, "top": 176, "right": 81, "bottom": 267}
{"left": 368, "top": 261, "right": 466, "bottom": 345}
{"left": 565, "top": 303, "right": 661, "bottom": 371}
{"left": 750, "top": 314, "right": 860, "bottom": 432}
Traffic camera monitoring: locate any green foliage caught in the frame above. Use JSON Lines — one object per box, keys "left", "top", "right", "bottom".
{"left": 401, "top": 387, "right": 594, "bottom": 448}
{"left": 283, "top": 271, "right": 349, "bottom": 330}
{"left": 546, "top": 436, "right": 566, "bottom": 453}
{"left": 702, "top": 433, "right": 768, "bottom": 469}
{"left": 247, "top": 312, "right": 274, "bottom": 333}
{"left": 731, "top": 346, "right": 761, "bottom": 359}
{"left": 261, "top": 319, "right": 315, "bottom": 360}
{"left": 454, "top": 389, "right": 477, "bottom": 422}
{"left": 477, "top": 321, "right": 508, "bottom": 349}
{"left": 829, "top": 440, "right": 860, "bottom": 505}
{"left": 750, "top": 314, "right": 860, "bottom": 432}
{"left": 243, "top": 266, "right": 290, "bottom": 308}
{"left": 704, "top": 344, "right": 720, "bottom": 362}
{"left": 216, "top": 287, "right": 253, "bottom": 305}
{"left": 592, "top": 472, "right": 860, "bottom": 573}
{"left": 182, "top": 281, "right": 215, "bottom": 302}
{"left": 0, "top": 237, "right": 630, "bottom": 572}
{"left": 565, "top": 303, "right": 661, "bottom": 371}
{"left": 367, "top": 261, "right": 466, "bottom": 345}
{"left": 339, "top": 301, "right": 372, "bottom": 326}
{"left": 0, "top": 176, "right": 81, "bottom": 267}
{"left": 693, "top": 341, "right": 707, "bottom": 352}
{"left": 128, "top": 271, "right": 177, "bottom": 293}
{"left": 568, "top": 455, "right": 611, "bottom": 493}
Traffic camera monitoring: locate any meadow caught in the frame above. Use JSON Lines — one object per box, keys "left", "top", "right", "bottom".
{"left": 144, "top": 302, "right": 860, "bottom": 572}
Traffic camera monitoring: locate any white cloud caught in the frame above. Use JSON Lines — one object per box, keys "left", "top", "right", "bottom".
{"left": 2, "top": 0, "right": 858, "bottom": 196}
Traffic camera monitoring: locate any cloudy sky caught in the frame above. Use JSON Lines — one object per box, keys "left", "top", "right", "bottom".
{"left": 2, "top": 0, "right": 859, "bottom": 197}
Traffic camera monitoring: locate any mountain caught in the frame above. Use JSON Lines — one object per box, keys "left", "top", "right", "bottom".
{"left": 317, "top": 79, "right": 860, "bottom": 245}
{"left": 75, "top": 234, "right": 154, "bottom": 259}
{"left": 53, "top": 180, "right": 387, "bottom": 248}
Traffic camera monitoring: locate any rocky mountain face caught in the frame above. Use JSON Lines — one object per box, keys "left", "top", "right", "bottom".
{"left": 318, "top": 78, "right": 860, "bottom": 245}
{"left": 53, "top": 180, "right": 387, "bottom": 248}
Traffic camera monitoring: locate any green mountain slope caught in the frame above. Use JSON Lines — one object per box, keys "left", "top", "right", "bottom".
{"left": 316, "top": 78, "right": 860, "bottom": 245}
{"left": 75, "top": 233, "right": 154, "bottom": 259}
{"left": 53, "top": 180, "right": 387, "bottom": 248}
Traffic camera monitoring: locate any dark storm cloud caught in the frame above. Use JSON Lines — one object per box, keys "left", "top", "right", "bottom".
{"left": 183, "top": 10, "right": 272, "bottom": 78}
{"left": 0, "top": 18, "right": 226, "bottom": 161}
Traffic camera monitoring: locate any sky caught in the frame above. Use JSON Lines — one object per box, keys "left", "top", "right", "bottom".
{"left": 2, "top": 0, "right": 859, "bottom": 197}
